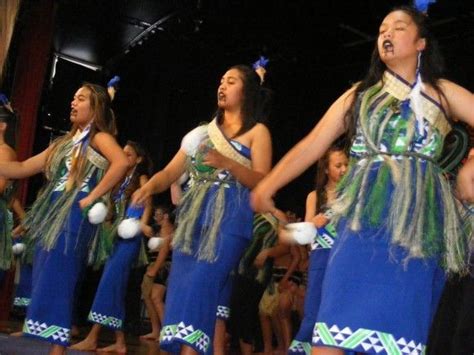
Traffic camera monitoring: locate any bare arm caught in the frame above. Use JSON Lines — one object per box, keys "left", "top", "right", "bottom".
{"left": 146, "top": 238, "right": 172, "bottom": 277}
{"left": 139, "top": 175, "right": 152, "bottom": 226}
{"left": 251, "top": 88, "right": 355, "bottom": 212}
{"left": 0, "top": 147, "right": 49, "bottom": 179}
{"left": 439, "top": 80, "right": 474, "bottom": 126}
{"left": 457, "top": 156, "right": 474, "bottom": 202}
{"left": 132, "top": 149, "right": 188, "bottom": 205}
{"left": 11, "top": 197, "right": 25, "bottom": 221}
{"left": 204, "top": 123, "right": 273, "bottom": 189}
{"left": 79, "top": 133, "right": 129, "bottom": 209}
{"left": 279, "top": 245, "right": 301, "bottom": 288}
{"left": 170, "top": 181, "right": 183, "bottom": 205}
{"left": 304, "top": 191, "right": 317, "bottom": 222}
{"left": 0, "top": 145, "right": 16, "bottom": 193}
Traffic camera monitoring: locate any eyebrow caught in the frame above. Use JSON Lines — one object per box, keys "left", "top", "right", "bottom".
{"left": 380, "top": 19, "right": 411, "bottom": 29}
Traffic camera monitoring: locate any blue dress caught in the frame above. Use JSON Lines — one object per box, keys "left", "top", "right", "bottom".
{"left": 14, "top": 263, "right": 33, "bottom": 308}
{"left": 22, "top": 142, "right": 108, "bottom": 346}
{"left": 312, "top": 71, "right": 470, "bottom": 354}
{"left": 160, "top": 139, "right": 254, "bottom": 355}
{"left": 87, "top": 176, "right": 144, "bottom": 331}
{"left": 87, "top": 236, "right": 142, "bottom": 330}
{"left": 289, "top": 225, "right": 336, "bottom": 354}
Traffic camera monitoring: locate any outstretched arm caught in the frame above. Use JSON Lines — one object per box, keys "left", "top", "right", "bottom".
{"left": 0, "top": 147, "right": 49, "bottom": 179}
{"left": 251, "top": 87, "right": 355, "bottom": 213}
{"left": 132, "top": 149, "right": 188, "bottom": 205}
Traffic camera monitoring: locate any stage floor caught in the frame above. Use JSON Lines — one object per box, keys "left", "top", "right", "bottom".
{"left": 0, "top": 320, "right": 162, "bottom": 354}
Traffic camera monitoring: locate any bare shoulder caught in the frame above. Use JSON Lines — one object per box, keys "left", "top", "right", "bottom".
{"left": 436, "top": 79, "right": 474, "bottom": 122}
{"left": 251, "top": 122, "right": 271, "bottom": 135}
{"left": 306, "top": 190, "right": 316, "bottom": 204}
{"left": 90, "top": 132, "right": 118, "bottom": 150}
{"left": 92, "top": 131, "right": 116, "bottom": 144}
{"left": 249, "top": 123, "right": 271, "bottom": 140}
{"left": 0, "top": 144, "right": 16, "bottom": 162}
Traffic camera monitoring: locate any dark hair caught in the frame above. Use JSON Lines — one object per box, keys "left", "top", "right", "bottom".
{"left": 314, "top": 144, "right": 347, "bottom": 213}
{"left": 0, "top": 106, "right": 16, "bottom": 146}
{"left": 126, "top": 140, "right": 153, "bottom": 176}
{"left": 155, "top": 204, "right": 175, "bottom": 225}
{"left": 216, "top": 64, "right": 273, "bottom": 137}
{"left": 45, "top": 82, "right": 118, "bottom": 187}
{"left": 122, "top": 140, "right": 152, "bottom": 200}
{"left": 81, "top": 82, "right": 118, "bottom": 138}
{"left": 344, "top": 5, "right": 446, "bottom": 142}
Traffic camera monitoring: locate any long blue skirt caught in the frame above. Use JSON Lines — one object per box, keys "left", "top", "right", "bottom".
{"left": 160, "top": 232, "right": 250, "bottom": 355}
{"left": 289, "top": 248, "right": 330, "bottom": 354}
{"left": 216, "top": 273, "right": 234, "bottom": 321}
{"left": 88, "top": 235, "right": 142, "bottom": 330}
{"left": 23, "top": 192, "right": 96, "bottom": 346}
{"left": 312, "top": 220, "right": 446, "bottom": 355}
{"left": 14, "top": 264, "right": 33, "bottom": 308}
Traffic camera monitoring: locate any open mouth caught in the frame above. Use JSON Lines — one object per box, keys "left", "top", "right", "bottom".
{"left": 382, "top": 40, "right": 394, "bottom": 53}
{"left": 218, "top": 92, "right": 225, "bottom": 100}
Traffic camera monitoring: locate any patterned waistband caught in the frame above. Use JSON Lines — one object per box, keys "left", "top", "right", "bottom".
{"left": 361, "top": 150, "right": 437, "bottom": 165}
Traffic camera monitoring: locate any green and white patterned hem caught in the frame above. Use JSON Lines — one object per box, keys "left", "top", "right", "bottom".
{"left": 161, "top": 322, "right": 210, "bottom": 353}
{"left": 288, "top": 339, "right": 312, "bottom": 354}
{"left": 216, "top": 305, "right": 230, "bottom": 320}
{"left": 88, "top": 311, "right": 122, "bottom": 329}
{"left": 313, "top": 322, "right": 426, "bottom": 355}
{"left": 23, "top": 319, "right": 70, "bottom": 345}
{"left": 13, "top": 297, "right": 31, "bottom": 307}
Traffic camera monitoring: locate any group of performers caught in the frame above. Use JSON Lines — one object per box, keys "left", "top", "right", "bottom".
{"left": 0, "top": 3, "right": 474, "bottom": 355}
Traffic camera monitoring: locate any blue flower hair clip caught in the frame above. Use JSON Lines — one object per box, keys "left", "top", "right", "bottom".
{"left": 413, "top": 0, "right": 436, "bottom": 13}
{"left": 0, "top": 93, "right": 9, "bottom": 106}
{"left": 252, "top": 56, "right": 269, "bottom": 84}
{"left": 0, "top": 92, "right": 14, "bottom": 114}
{"left": 107, "top": 75, "right": 120, "bottom": 89}
{"left": 252, "top": 56, "right": 269, "bottom": 71}
{"left": 106, "top": 75, "right": 120, "bottom": 101}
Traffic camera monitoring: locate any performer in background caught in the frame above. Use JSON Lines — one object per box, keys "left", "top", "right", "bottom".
{"left": 289, "top": 144, "right": 348, "bottom": 354}
{"left": 71, "top": 140, "right": 152, "bottom": 353}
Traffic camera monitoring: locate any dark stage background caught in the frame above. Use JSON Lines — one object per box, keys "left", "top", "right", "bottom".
{"left": 5, "top": 0, "right": 474, "bottom": 216}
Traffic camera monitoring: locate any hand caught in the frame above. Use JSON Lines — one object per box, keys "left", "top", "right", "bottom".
{"left": 456, "top": 158, "right": 474, "bottom": 203}
{"left": 254, "top": 249, "right": 269, "bottom": 268}
{"left": 203, "top": 148, "right": 232, "bottom": 170}
{"left": 142, "top": 224, "right": 154, "bottom": 238}
{"left": 12, "top": 225, "right": 25, "bottom": 238}
{"left": 132, "top": 185, "right": 152, "bottom": 205}
{"left": 146, "top": 266, "right": 157, "bottom": 278}
{"left": 278, "top": 278, "right": 295, "bottom": 292}
{"left": 251, "top": 181, "right": 276, "bottom": 213}
{"left": 79, "top": 195, "right": 95, "bottom": 210}
{"left": 311, "top": 213, "right": 329, "bottom": 228}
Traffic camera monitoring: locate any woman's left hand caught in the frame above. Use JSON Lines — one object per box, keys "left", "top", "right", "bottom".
{"left": 79, "top": 195, "right": 95, "bottom": 210}
{"left": 203, "top": 148, "right": 232, "bottom": 170}
{"left": 456, "top": 157, "right": 474, "bottom": 203}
